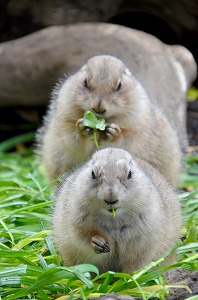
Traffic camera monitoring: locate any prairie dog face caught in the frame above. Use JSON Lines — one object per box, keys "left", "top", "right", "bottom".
{"left": 63, "top": 55, "right": 144, "bottom": 119}
{"left": 86, "top": 148, "right": 145, "bottom": 214}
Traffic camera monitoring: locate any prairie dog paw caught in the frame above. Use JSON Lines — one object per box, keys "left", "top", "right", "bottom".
{"left": 104, "top": 123, "right": 121, "bottom": 140}
{"left": 76, "top": 118, "right": 93, "bottom": 136}
{"left": 91, "top": 236, "right": 110, "bottom": 254}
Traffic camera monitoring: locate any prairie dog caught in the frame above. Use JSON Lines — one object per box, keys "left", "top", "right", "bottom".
{"left": 37, "top": 55, "right": 181, "bottom": 184}
{"left": 53, "top": 148, "right": 181, "bottom": 274}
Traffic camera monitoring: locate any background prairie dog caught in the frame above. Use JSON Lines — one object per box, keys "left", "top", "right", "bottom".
{"left": 53, "top": 148, "right": 181, "bottom": 274}
{"left": 37, "top": 55, "right": 181, "bottom": 185}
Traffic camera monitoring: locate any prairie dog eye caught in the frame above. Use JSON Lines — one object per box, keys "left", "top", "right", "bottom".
{"left": 116, "top": 81, "right": 122, "bottom": 92}
{"left": 84, "top": 79, "right": 89, "bottom": 89}
{"left": 127, "top": 170, "right": 132, "bottom": 179}
{"left": 91, "top": 170, "right": 96, "bottom": 180}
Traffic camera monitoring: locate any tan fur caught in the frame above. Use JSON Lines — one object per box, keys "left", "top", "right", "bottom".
{"left": 53, "top": 148, "right": 181, "bottom": 274}
{"left": 37, "top": 55, "right": 181, "bottom": 185}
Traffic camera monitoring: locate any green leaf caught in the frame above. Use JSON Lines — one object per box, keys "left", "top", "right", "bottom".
{"left": 83, "top": 111, "right": 107, "bottom": 131}
{"left": 187, "top": 86, "right": 198, "bottom": 102}
{"left": 82, "top": 111, "right": 107, "bottom": 149}
{"left": 178, "top": 242, "right": 198, "bottom": 253}
{"left": 98, "top": 271, "right": 115, "bottom": 292}
{"left": 0, "top": 250, "right": 32, "bottom": 258}
{"left": 12, "top": 230, "right": 51, "bottom": 250}
{"left": 185, "top": 296, "right": 198, "bottom": 300}
{"left": 69, "top": 264, "right": 99, "bottom": 276}
{"left": 95, "top": 118, "right": 106, "bottom": 131}
{"left": 83, "top": 111, "right": 98, "bottom": 128}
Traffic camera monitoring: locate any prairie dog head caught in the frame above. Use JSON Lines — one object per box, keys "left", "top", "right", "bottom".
{"left": 84, "top": 148, "right": 150, "bottom": 215}
{"left": 58, "top": 55, "right": 148, "bottom": 120}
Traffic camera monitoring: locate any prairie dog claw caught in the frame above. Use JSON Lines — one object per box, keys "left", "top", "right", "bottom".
{"left": 104, "top": 123, "right": 121, "bottom": 140}
{"left": 76, "top": 118, "right": 93, "bottom": 136}
{"left": 91, "top": 236, "right": 110, "bottom": 254}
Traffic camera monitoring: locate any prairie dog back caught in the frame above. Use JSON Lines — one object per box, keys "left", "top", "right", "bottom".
{"left": 37, "top": 55, "right": 181, "bottom": 185}
{"left": 53, "top": 148, "right": 181, "bottom": 273}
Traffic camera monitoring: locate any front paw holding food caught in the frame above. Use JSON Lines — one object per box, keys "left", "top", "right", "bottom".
{"left": 76, "top": 118, "right": 94, "bottom": 136}
{"left": 103, "top": 123, "right": 121, "bottom": 140}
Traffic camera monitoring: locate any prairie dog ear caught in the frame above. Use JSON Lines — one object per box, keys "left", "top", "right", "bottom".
{"left": 169, "top": 45, "right": 197, "bottom": 88}
{"left": 125, "top": 68, "right": 132, "bottom": 76}
{"left": 80, "top": 64, "right": 87, "bottom": 72}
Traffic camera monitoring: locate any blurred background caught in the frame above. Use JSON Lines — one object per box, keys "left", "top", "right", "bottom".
{"left": 0, "top": 0, "right": 198, "bottom": 149}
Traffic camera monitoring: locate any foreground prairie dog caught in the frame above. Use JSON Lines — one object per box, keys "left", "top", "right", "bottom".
{"left": 53, "top": 148, "right": 181, "bottom": 274}
{"left": 37, "top": 55, "right": 181, "bottom": 184}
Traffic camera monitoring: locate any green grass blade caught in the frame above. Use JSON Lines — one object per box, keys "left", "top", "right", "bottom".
{"left": 0, "top": 132, "right": 35, "bottom": 152}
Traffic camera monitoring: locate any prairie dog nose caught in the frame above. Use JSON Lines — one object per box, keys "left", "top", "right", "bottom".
{"left": 103, "top": 186, "right": 119, "bottom": 206}
{"left": 92, "top": 97, "right": 106, "bottom": 115}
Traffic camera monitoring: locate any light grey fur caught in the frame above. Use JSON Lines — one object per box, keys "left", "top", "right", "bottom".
{"left": 53, "top": 148, "right": 181, "bottom": 273}
{"left": 37, "top": 55, "right": 182, "bottom": 185}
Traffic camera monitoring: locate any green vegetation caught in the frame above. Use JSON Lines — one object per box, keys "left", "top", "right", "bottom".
{"left": 83, "top": 111, "right": 108, "bottom": 149}
{"left": 187, "top": 86, "right": 198, "bottom": 102}
{"left": 0, "top": 136, "right": 197, "bottom": 299}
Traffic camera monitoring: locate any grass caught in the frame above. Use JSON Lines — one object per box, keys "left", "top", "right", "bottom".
{"left": 0, "top": 137, "right": 197, "bottom": 299}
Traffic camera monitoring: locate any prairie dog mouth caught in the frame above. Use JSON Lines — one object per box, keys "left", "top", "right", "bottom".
{"left": 108, "top": 208, "right": 117, "bottom": 217}
{"left": 105, "top": 200, "right": 118, "bottom": 206}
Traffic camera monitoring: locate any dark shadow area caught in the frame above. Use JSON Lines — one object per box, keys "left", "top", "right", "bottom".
{"left": 109, "top": 11, "right": 181, "bottom": 45}
{"left": 0, "top": 0, "right": 43, "bottom": 42}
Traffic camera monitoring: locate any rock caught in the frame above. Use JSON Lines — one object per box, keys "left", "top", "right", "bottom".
{"left": 0, "top": 23, "right": 196, "bottom": 148}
